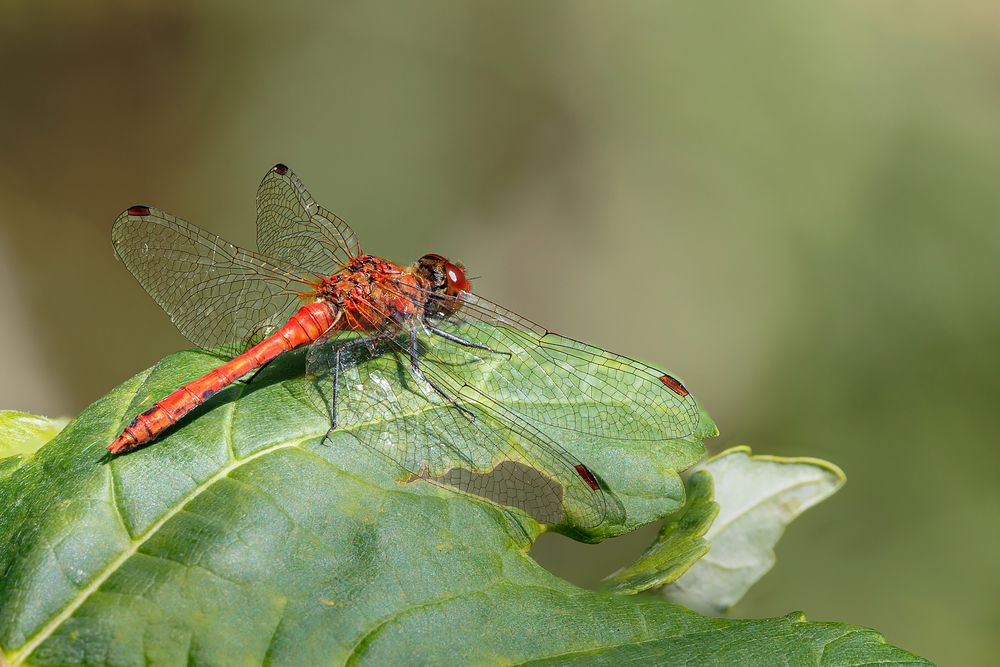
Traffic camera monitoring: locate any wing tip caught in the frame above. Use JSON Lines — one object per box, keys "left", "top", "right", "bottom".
{"left": 574, "top": 463, "right": 601, "bottom": 491}
{"left": 658, "top": 373, "right": 690, "bottom": 397}
{"left": 113, "top": 204, "right": 154, "bottom": 248}
{"left": 125, "top": 205, "right": 152, "bottom": 217}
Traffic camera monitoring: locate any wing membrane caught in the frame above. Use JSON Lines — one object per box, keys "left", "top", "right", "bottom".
{"left": 309, "top": 330, "right": 608, "bottom": 529}
{"left": 112, "top": 206, "right": 311, "bottom": 356}
{"left": 255, "top": 164, "right": 360, "bottom": 276}
{"left": 390, "top": 282, "right": 701, "bottom": 444}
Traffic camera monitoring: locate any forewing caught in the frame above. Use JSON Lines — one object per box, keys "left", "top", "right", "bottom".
{"left": 308, "top": 327, "right": 608, "bottom": 529}
{"left": 112, "top": 205, "right": 310, "bottom": 356}
{"left": 396, "top": 284, "right": 701, "bottom": 444}
{"left": 255, "top": 163, "right": 360, "bottom": 276}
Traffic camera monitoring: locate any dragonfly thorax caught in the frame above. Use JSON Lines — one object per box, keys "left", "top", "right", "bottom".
{"left": 311, "top": 255, "right": 427, "bottom": 332}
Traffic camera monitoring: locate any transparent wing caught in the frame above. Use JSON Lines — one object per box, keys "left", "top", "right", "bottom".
{"left": 388, "top": 281, "right": 701, "bottom": 444}
{"left": 255, "top": 163, "right": 360, "bottom": 276}
{"left": 307, "top": 320, "right": 608, "bottom": 529}
{"left": 112, "top": 205, "right": 313, "bottom": 356}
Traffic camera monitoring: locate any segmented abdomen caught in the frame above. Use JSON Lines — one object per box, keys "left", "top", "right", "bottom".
{"left": 108, "top": 301, "right": 338, "bottom": 454}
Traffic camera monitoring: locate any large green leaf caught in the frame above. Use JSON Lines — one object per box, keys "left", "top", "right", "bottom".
{"left": 0, "top": 351, "right": 925, "bottom": 665}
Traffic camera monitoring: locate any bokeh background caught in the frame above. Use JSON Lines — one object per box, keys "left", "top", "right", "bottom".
{"left": 2, "top": 2, "right": 998, "bottom": 663}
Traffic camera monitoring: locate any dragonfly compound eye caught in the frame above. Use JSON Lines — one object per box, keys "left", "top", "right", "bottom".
{"left": 444, "top": 262, "right": 471, "bottom": 296}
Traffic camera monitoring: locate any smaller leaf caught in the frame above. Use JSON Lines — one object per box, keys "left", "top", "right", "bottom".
{"left": 0, "top": 411, "right": 68, "bottom": 478}
{"left": 602, "top": 470, "right": 718, "bottom": 593}
{"left": 661, "top": 445, "right": 846, "bottom": 614}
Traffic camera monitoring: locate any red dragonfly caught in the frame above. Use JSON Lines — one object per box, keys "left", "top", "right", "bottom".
{"left": 109, "top": 164, "right": 699, "bottom": 528}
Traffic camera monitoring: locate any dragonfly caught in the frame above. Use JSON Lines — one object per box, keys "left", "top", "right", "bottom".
{"left": 108, "top": 164, "right": 700, "bottom": 529}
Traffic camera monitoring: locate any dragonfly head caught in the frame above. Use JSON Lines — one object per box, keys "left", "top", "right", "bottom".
{"left": 417, "top": 253, "right": 471, "bottom": 298}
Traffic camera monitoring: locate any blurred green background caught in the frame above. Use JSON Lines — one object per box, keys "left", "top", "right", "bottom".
{"left": 1, "top": 2, "right": 997, "bottom": 663}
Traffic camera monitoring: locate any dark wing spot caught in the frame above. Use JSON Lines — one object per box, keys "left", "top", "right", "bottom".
{"left": 126, "top": 205, "right": 151, "bottom": 217}
{"left": 575, "top": 464, "right": 601, "bottom": 490}
{"left": 272, "top": 163, "right": 289, "bottom": 175}
{"left": 658, "top": 373, "right": 689, "bottom": 397}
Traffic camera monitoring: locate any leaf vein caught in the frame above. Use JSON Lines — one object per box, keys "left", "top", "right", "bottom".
{"left": 7, "top": 438, "right": 308, "bottom": 667}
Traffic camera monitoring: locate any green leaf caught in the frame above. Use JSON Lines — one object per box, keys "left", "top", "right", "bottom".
{"left": 0, "top": 410, "right": 68, "bottom": 457}
{"left": 286, "top": 322, "right": 709, "bottom": 539}
{"left": 662, "top": 446, "right": 847, "bottom": 614}
{"left": 602, "top": 470, "right": 717, "bottom": 594}
{"left": 0, "top": 354, "right": 923, "bottom": 665}
{"left": 0, "top": 411, "right": 68, "bottom": 479}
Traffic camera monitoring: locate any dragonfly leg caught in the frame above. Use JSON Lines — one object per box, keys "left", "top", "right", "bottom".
{"left": 326, "top": 334, "right": 390, "bottom": 430}
{"left": 330, "top": 346, "right": 341, "bottom": 430}
{"left": 422, "top": 317, "right": 510, "bottom": 356}
{"left": 241, "top": 357, "right": 276, "bottom": 386}
{"left": 407, "top": 325, "right": 477, "bottom": 422}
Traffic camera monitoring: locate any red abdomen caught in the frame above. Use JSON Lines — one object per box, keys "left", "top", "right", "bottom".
{"left": 108, "top": 301, "right": 338, "bottom": 454}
